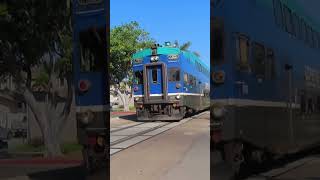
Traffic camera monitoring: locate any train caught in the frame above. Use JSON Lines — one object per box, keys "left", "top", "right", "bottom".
{"left": 132, "top": 42, "right": 210, "bottom": 121}
{"left": 72, "top": 0, "right": 108, "bottom": 173}
{"left": 212, "top": 0, "right": 320, "bottom": 173}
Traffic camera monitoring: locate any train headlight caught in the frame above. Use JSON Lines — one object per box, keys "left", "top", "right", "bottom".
{"left": 150, "top": 56, "right": 159, "bottom": 62}
{"left": 175, "top": 95, "right": 181, "bottom": 100}
{"left": 133, "top": 58, "right": 142, "bottom": 64}
{"left": 134, "top": 97, "right": 140, "bottom": 101}
{"left": 78, "top": 80, "right": 91, "bottom": 93}
{"left": 168, "top": 54, "right": 179, "bottom": 60}
{"left": 78, "top": 110, "right": 95, "bottom": 125}
{"left": 212, "top": 71, "right": 225, "bottom": 84}
{"left": 96, "top": 136, "right": 105, "bottom": 147}
{"left": 213, "top": 107, "right": 226, "bottom": 119}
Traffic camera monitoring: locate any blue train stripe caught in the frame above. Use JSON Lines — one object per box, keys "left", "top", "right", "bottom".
{"left": 133, "top": 93, "right": 205, "bottom": 97}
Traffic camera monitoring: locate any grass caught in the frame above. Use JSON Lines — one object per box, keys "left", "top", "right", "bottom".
{"left": 12, "top": 143, "right": 82, "bottom": 154}
{"left": 13, "top": 144, "right": 45, "bottom": 153}
{"left": 61, "top": 143, "right": 82, "bottom": 154}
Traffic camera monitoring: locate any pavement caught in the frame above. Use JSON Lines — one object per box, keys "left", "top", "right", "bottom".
{"left": 246, "top": 156, "right": 320, "bottom": 180}
{"left": 110, "top": 112, "right": 210, "bottom": 180}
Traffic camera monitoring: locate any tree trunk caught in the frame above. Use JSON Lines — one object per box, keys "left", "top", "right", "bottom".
{"left": 43, "top": 128, "right": 63, "bottom": 157}
{"left": 116, "top": 89, "right": 130, "bottom": 112}
{"left": 123, "top": 94, "right": 130, "bottom": 112}
{"left": 23, "top": 88, "right": 64, "bottom": 157}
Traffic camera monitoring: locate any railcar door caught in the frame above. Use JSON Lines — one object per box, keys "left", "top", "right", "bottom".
{"left": 147, "top": 65, "right": 163, "bottom": 95}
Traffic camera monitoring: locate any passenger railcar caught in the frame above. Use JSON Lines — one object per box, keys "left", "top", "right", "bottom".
{"left": 72, "top": 0, "right": 108, "bottom": 172}
{"left": 132, "top": 43, "right": 210, "bottom": 121}
{"left": 212, "top": 0, "right": 320, "bottom": 170}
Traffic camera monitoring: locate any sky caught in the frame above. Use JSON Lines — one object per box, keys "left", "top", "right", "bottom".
{"left": 110, "top": 0, "right": 210, "bottom": 67}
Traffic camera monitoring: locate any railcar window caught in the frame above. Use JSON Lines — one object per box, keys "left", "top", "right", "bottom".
{"left": 252, "top": 43, "right": 266, "bottom": 77}
{"left": 213, "top": 19, "right": 224, "bottom": 64}
{"left": 283, "top": 6, "right": 293, "bottom": 34}
{"left": 168, "top": 68, "right": 180, "bottom": 82}
{"left": 302, "top": 21, "right": 306, "bottom": 42}
{"left": 307, "top": 26, "right": 312, "bottom": 46}
{"left": 273, "top": 0, "right": 283, "bottom": 27}
{"left": 266, "top": 49, "right": 276, "bottom": 80}
{"left": 237, "top": 35, "right": 250, "bottom": 69}
{"left": 313, "top": 30, "right": 318, "bottom": 48}
{"left": 301, "top": 94, "right": 306, "bottom": 113}
{"left": 189, "top": 75, "right": 196, "bottom": 87}
{"left": 152, "top": 68, "right": 157, "bottom": 83}
{"left": 134, "top": 71, "right": 143, "bottom": 84}
{"left": 297, "top": 16, "right": 302, "bottom": 40}
{"left": 318, "top": 33, "right": 320, "bottom": 49}
{"left": 184, "top": 73, "right": 188, "bottom": 85}
{"left": 79, "top": 28, "right": 105, "bottom": 72}
{"left": 292, "top": 13, "right": 299, "bottom": 37}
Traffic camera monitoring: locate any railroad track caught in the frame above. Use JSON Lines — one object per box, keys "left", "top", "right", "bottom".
{"left": 110, "top": 111, "right": 209, "bottom": 155}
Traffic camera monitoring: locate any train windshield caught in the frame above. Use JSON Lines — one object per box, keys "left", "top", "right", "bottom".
{"left": 79, "top": 28, "right": 105, "bottom": 72}
{"left": 168, "top": 68, "right": 180, "bottom": 82}
{"left": 212, "top": 18, "right": 224, "bottom": 64}
{"left": 134, "top": 71, "right": 143, "bottom": 84}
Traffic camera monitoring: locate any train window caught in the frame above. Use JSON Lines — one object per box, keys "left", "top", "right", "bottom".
{"left": 317, "top": 96, "right": 320, "bottom": 112}
{"left": 212, "top": 18, "right": 224, "bottom": 64}
{"left": 237, "top": 35, "right": 250, "bottom": 70}
{"left": 300, "top": 94, "right": 306, "bottom": 113}
{"left": 283, "top": 6, "right": 293, "bottom": 34}
{"left": 152, "top": 68, "right": 157, "bottom": 83}
{"left": 302, "top": 20, "right": 306, "bottom": 42}
{"left": 79, "top": 28, "right": 105, "bottom": 72}
{"left": 266, "top": 49, "right": 276, "bottom": 80}
{"left": 252, "top": 43, "right": 266, "bottom": 77}
{"left": 134, "top": 71, "right": 143, "bottom": 84}
{"left": 273, "top": 0, "right": 283, "bottom": 28}
{"left": 297, "top": 16, "right": 302, "bottom": 40}
{"left": 168, "top": 68, "right": 180, "bottom": 82}
{"left": 307, "top": 26, "right": 312, "bottom": 46}
{"left": 318, "top": 33, "right": 320, "bottom": 49}
{"left": 184, "top": 73, "right": 188, "bottom": 85}
{"left": 313, "top": 30, "right": 318, "bottom": 48}
{"left": 292, "top": 13, "right": 299, "bottom": 38}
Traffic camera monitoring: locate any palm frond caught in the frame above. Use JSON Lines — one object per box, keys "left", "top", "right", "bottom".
{"left": 180, "top": 41, "right": 191, "bottom": 51}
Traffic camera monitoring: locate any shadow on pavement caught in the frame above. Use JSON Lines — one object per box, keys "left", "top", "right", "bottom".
{"left": 28, "top": 166, "right": 86, "bottom": 180}
{"left": 117, "top": 114, "right": 136, "bottom": 121}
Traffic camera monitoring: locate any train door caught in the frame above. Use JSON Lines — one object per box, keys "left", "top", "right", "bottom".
{"left": 148, "top": 65, "right": 163, "bottom": 95}
{"left": 144, "top": 63, "right": 167, "bottom": 102}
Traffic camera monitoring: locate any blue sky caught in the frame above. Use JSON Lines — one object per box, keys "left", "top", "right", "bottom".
{"left": 110, "top": 0, "right": 210, "bottom": 67}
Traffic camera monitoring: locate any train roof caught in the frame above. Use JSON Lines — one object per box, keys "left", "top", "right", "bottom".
{"left": 257, "top": 0, "right": 320, "bottom": 32}
{"left": 132, "top": 47, "right": 209, "bottom": 71}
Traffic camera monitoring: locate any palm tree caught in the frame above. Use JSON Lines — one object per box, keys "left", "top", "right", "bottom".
{"left": 174, "top": 40, "right": 200, "bottom": 57}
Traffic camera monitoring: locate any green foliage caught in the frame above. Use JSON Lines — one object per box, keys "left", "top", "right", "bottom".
{"left": 61, "top": 143, "right": 82, "bottom": 154}
{"left": 33, "top": 71, "right": 49, "bottom": 89}
{"left": 174, "top": 40, "right": 200, "bottom": 57}
{"left": 110, "top": 21, "right": 155, "bottom": 85}
{"left": 0, "top": 0, "right": 71, "bottom": 87}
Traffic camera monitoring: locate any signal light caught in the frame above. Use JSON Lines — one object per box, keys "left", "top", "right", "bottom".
{"left": 78, "top": 80, "right": 90, "bottom": 92}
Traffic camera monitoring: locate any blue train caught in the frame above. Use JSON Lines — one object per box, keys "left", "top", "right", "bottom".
{"left": 72, "top": 0, "right": 108, "bottom": 172}
{"left": 212, "top": 0, "right": 320, "bottom": 170}
{"left": 132, "top": 43, "right": 210, "bottom": 121}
